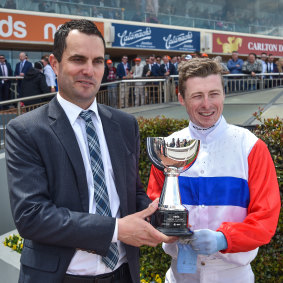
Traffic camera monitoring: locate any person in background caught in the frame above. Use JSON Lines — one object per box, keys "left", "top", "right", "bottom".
{"left": 147, "top": 58, "right": 280, "bottom": 283}
{"left": 14, "top": 52, "right": 33, "bottom": 97}
{"left": 260, "top": 52, "right": 268, "bottom": 74}
{"left": 21, "top": 61, "right": 50, "bottom": 107}
{"left": 142, "top": 55, "right": 155, "bottom": 77}
{"left": 227, "top": 51, "right": 243, "bottom": 92}
{"left": 242, "top": 53, "right": 262, "bottom": 90}
{"left": 227, "top": 51, "right": 243, "bottom": 74}
{"left": 41, "top": 55, "right": 57, "bottom": 93}
{"left": 6, "top": 19, "right": 175, "bottom": 283}
{"left": 161, "top": 55, "right": 176, "bottom": 76}
{"left": 116, "top": 55, "right": 132, "bottom": 107}
{"left": 151, "top": 56, "right": 162, "bottom": 77}
{"left": 106, "top": 59, "right": 117, "bottom": 107}
{"left": 132, "top": 57, "right": 144, "bottom": 106}
{"left": 0, "top": 54, "right": 13, "bottom": 109}
{"left": 275, "top": 57, "right": 283, "bottom": 86}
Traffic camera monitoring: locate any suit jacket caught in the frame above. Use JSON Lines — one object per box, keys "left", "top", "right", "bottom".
{"left": 14, "top": 60, "right": 33, "bottom": 76}
{"left": 0, "top": 61, "right": 13, "bottom": 85}
{"left": 151, "top": 64, "right": 162, "bottom": 77}
{"left": 116, "top": 62, "right": 131, "bottom": 79}
{"left": 160, "top": 62, "right": 176, "bottom": 76}
{"left": 142, "top": 64, "right": 151, "bottom": 77}
{"left": 266, "top": 62, "right": 277, "bottom": 73}
{"left": 5, "top": 97, "right": 151, "bottom": 283}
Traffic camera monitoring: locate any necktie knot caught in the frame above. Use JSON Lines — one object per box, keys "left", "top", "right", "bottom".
{"left": 79, "top": 110, "right": 93, "bottom": 123}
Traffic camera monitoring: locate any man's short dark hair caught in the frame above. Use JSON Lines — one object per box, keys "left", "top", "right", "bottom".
{"left": 53, "top": 19, "right": 105, "bottom": 62}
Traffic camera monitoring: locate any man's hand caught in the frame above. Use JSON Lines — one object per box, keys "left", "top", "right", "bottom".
{"left": 190, "top": 229, "right": 227, "bottom": 255}
{"left": 118, "top": 199, "right": 177, "bottom": 247}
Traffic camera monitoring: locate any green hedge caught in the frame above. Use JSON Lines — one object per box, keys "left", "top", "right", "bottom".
{"left": 138, "top": 116, "right": 282, "bottom": 283}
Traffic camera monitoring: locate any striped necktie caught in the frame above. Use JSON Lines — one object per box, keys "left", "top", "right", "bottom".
{"left": 79, "top": 110, "right": 119, "bottom": 270}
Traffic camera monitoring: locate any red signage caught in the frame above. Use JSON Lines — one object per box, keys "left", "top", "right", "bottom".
{"left": 0, "top": 11, "right": 104, "bottom": 44}
{"left": 213, "top": 33, "right": 283, "bottom": 57}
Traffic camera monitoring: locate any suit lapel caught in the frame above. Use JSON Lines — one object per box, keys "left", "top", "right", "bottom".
{"left": 48, "top": 98, "right": 89, "bottom": 212}
{"left": 98, "top": 105, "right": 128, "bottom": 216}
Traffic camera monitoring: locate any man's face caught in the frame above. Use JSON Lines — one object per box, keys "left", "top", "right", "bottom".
{"left": 149, "top": 56, "right": 154, "bottom": 64}
{"left": 268, "top": 56, "right": 274, "bottom": 63}
{"left": 178, "top": 74, "right": 225, "bottom": 128}
{"left": 122, "top": 56, "right": 128, "bottom": 64}
{"left": 248, "top": 54, "right": 256, "bottom": 64}
{"left": 261, "top": 54, "right": 267, "bottom": 62}
{"left": 0, "top": 56, "right": 5, "bottom": 64}
{"left": 41, "top": 59, "right": 47, "bottom": 67}
{"left": 163, "top": 56, "right": 169, "bottom": 64}
{"left": 19, "top": 53, "right": 26, "bottom": 61}
{"left": 171, "top": 56, "right": 177, "bottom": 64}
{"left": 232, "top": 52, "right": 238, "bottom": 61}
{"left": 50, "top": 30, "right": 105, "bottom": 110}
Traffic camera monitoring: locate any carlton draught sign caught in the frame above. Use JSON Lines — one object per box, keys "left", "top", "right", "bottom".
{"left": 213, "top": 33, "right": 283, "bottom": 56}
{"left": 0, "top": 11, "right": 104, "bottom": 44}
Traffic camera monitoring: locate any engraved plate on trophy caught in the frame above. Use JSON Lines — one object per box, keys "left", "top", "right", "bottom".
{"left": 147, "top": 137, "right": 200, "bottom": 236}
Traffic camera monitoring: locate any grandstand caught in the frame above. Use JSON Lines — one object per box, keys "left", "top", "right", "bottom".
{"left": 0, "top": 0, "right": 283, "bottom": 69}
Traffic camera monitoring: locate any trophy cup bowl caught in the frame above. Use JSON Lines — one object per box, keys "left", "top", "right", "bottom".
{"left": 147, "top": 136, "right": 200, "bottom": 236}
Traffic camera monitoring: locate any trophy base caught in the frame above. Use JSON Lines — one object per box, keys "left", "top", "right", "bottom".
{"left": 157, "top": 227, "right": 193, "bottom": 236}
{"left": 151, "top": 208, "right": 192, "bottom": 236}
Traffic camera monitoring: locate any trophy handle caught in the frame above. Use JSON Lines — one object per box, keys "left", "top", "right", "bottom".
{"left": 146, "top": 137, "right": 164, "bottom": 171}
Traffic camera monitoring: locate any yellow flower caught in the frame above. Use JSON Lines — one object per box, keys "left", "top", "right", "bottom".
{"left": 21, "top": 243, "right": 23, "bottom": 249}
{"left": 12, "top": 245, "right": 17, "bottom": 250}
{"left": 8, "top": 242, "right": 12, "bottom": 247}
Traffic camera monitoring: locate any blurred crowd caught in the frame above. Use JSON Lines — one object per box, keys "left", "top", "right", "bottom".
{"left": 1, "top": 50, "right": 283, "bottom": 110}
{"left": 0, "top": 52, "right": 56, "bottom": 110}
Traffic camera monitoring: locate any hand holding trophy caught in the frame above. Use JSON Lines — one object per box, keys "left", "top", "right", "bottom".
{"left": 147, "top": 136, "right": 200, "bottom": 236}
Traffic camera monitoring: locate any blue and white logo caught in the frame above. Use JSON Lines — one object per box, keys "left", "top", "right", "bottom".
{"left": 113, "top": 24, "right": 200, "bottom": 52}
{"left": 118, "top": 27, "right": 152, "bottom": 47}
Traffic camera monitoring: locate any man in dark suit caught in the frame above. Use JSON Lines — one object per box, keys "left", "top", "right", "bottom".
{"left": 151, "top": 56, "right": 162, "bottom": 77}
{"left": 160, "top": 55, "right": 176, "bottom": 76}
{"left": 266, "top": 54, "right": 277, "bottom": 87}
{"left": 116, "top": 56, "right": 132, "bottom": 107}
{"left": 14, "top": 51, "right": 32, "bottom": 97}
{"left": 0, "top": 54, "right": 13, "bottom": 109}
{"left": 6, "top": 19, "right": 174, "bottom": 283}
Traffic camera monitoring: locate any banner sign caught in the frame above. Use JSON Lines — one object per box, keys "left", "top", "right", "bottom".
{"left": 0, "top": 11, "right": 104, "bottom": 43}
{"left": 112, "top": 23, "right": 200, "bottom": 52}
{"left": 213, "top": 33, "right": 283, "bottom": 57}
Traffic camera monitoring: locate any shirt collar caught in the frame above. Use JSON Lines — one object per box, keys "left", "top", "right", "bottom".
{"left": 189, "top": 116, "right": 227, "bottom": 143}
{"left": 56, "top": 93, "right": 100, "bottom": 126}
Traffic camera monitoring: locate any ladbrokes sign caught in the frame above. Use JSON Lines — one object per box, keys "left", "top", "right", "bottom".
{"left": 213, "top": 33, "right": 283, "bottom": 56}
{"left": 0, "top": 11, "right": 104, "bottom": 43}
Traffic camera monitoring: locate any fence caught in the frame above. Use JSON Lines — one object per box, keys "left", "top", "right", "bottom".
{"left": 0, "top": 73, "right": 282, "bottom": 149}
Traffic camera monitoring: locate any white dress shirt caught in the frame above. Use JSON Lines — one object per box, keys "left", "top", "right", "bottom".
{"left": 57, "top": 93, "right": 126, "bottom": 275}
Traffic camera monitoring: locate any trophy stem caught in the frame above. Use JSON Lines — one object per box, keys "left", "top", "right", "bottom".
{"left": 159, "top": 167, "right": 184, "bottom": 210}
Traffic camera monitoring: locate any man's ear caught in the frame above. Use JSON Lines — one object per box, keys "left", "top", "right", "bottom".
{"left": 178, "top": 93, "right": 185, "bottom": 106}
{"left": 49, "top": 54, "right": 58, "bottom": 75}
